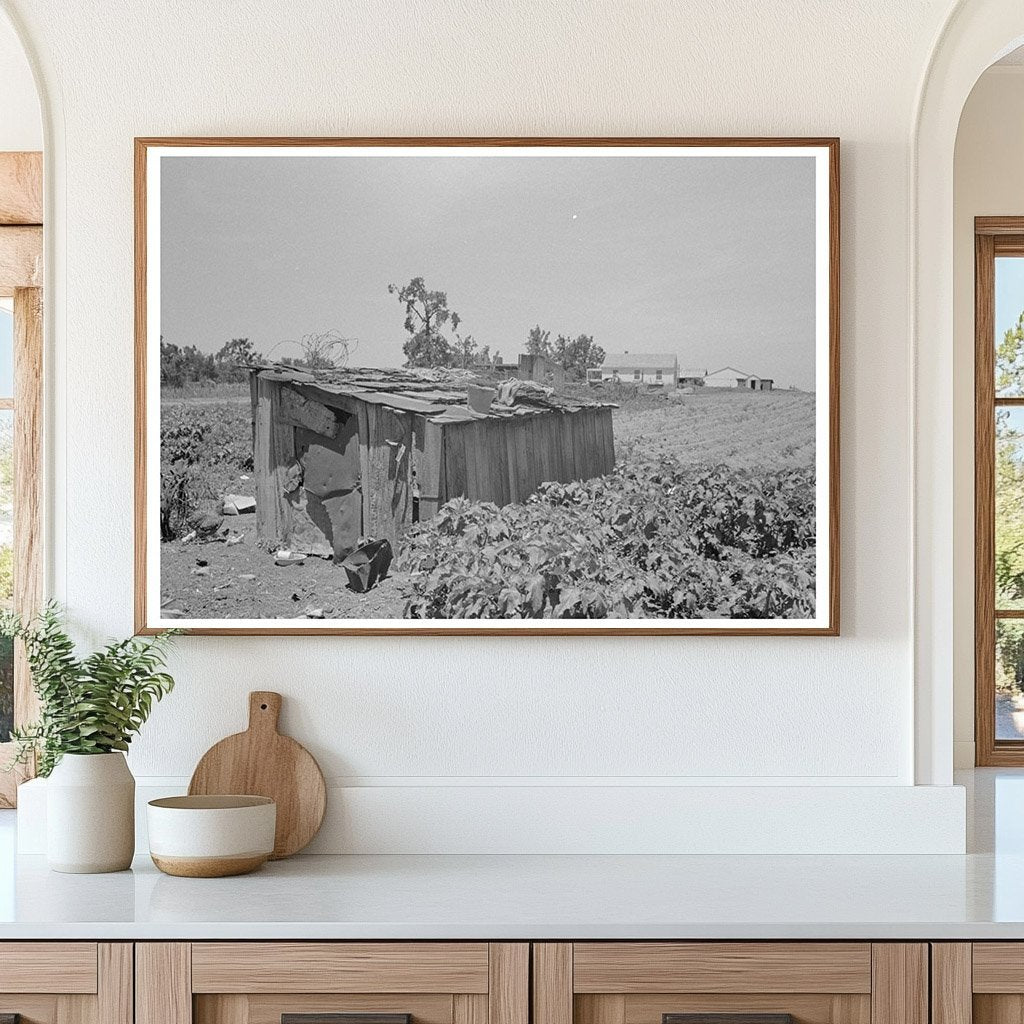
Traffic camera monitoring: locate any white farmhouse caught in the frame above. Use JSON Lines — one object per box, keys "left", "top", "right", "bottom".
{"left": 588, "top": 351, "right": 679, "bottom": 388}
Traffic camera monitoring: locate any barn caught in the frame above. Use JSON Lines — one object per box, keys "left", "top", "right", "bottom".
{"left": 704, "top": 366, "right": 775, "bottom": 391}
{"left": 249, "top": 365, "right": 616, "bottom": 560}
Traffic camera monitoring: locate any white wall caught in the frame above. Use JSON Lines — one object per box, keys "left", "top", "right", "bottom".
{"left": 0, "top": 12, "right": 39, "bottom": 151}
{"left": 2, "top": 0, "right": 972, "bottom": 852}
{"left": 952, "top": 66, "right": 1024, "bottom": 767}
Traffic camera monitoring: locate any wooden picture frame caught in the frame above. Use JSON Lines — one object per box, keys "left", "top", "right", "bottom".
{"left": 135, "top": 137, "right": 840, "bottom": 636}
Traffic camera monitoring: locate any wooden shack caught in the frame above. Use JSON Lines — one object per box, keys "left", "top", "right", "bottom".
{"left": 249, "top": 365, "right": 616, "bottom": 561}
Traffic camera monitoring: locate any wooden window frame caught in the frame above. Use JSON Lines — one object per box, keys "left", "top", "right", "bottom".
{"left": 0, "top": 151, "right": 43, "bottom": 806}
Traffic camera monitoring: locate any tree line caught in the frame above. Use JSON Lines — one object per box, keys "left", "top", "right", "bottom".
{"left": 160, "top": 275, "right": 607, "bottom": 386}
{"left": 160, "top": 332, "right": 353, "bottom": 388}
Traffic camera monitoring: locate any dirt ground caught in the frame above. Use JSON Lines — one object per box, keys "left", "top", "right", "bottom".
{"left": 160, "top": 527, "right": 406, "bottom": 621}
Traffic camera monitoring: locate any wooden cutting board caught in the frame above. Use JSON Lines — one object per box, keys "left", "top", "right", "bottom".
{"left": 188, "top": 691, "right": 326, "bottom": 859}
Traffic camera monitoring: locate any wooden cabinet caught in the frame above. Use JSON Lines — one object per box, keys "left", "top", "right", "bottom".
{"left": 932, "top": 943, "right": 1024, "bottom": 1024}
{"left": 136, "top": 944, "right": 528, "bottom": 1024}
{"left": 0, "top": 943, "right": 132, "bottom": 1024}
{"left": 532, "top": 944, "right": 928, "bottom": 1024}
{"left": 0, "top": 937, "right": 961, "bottom": 1024}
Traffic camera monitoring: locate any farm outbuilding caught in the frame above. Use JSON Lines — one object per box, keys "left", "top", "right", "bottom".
{"left": 494, "top": 352, "right": 567, "bottom": 386}
{"left": 249, "top": 365, "right": 616, "bottom": 561}
{"left": 704, "top": 366, "right": 774, "bottom": 390}
{"left": 589, "top": 352, "right": 679, "bottom": 388}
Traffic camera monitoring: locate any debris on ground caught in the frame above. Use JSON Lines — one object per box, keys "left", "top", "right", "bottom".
{"left": 275, "top": 549, "right": 306, "bottom": 566}
{"left": 341, "top": 538, "right": 393, "bottom": 593}
{"left": 222, "top": 494, "right": 256, "bottom": 516}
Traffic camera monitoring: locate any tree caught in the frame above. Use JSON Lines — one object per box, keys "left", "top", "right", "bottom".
{"left": 388, "top": 277, "right": 460, "bottom": 368}
{"left": 995, "top": 311, "right": 1024, "bottom": 692}
{"left": 160, "top": 340, "right": 216, "bottom": 388}
{"left": 999, "top": 311, "right": 1024, "bottom": 396}
{"left": 552, "top": 333, "right": 605, "bottom": 380}
{"left": 214, "top": 337, "right": 259, "bottom": 382}
{"left": 526, "top": 325, "right": 552, "bottom": 359}
{"left": 452, "top": 331, "right": 491, "bottom": 368}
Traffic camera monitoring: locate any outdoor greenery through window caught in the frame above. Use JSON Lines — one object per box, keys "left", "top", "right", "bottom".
{"left": 993, "top": 258, "right": 1024, "bottom": 739}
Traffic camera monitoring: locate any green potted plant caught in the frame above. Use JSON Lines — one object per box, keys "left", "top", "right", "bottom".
{"left": 1, "top": 603, "right": 178, "bottom": 873}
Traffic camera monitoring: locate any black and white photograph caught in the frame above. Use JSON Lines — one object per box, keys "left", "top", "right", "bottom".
{"left": 137, "top": 139, "right": 838, "bottom": 634}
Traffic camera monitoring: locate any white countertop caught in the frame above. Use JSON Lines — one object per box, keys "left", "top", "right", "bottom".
{"left": 0, "top": 848, "right": 1022, "bottom": 940}
{"left": 0, "top": 769, "right": 1022, "bottom": 941}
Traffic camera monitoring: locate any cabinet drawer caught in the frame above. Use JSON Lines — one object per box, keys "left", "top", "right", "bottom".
{"left": 534, "top": 944, "right": 926, "bottom": 1024}
{"left": 0, "top": 942, "right": 99, "bottom": 994}
{"left": 139, "top": 942, "right": 528, "bottom": 1024}
{"left": 572, "top": 944, "right": 872, "bottom": 994}
{"left": 0, "top": 943, "right": 130, "bottom": 1024}
{"left": 191, "top": 943, "right": 490, "bottom": 994}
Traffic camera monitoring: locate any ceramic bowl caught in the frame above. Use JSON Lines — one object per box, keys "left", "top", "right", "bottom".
{"left": 147, "top": 795, "right": 276, "bottom": 877}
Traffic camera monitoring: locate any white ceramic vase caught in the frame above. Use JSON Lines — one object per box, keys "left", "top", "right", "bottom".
{"left": 46, "top": 752, "right": 135, "bottom": 873}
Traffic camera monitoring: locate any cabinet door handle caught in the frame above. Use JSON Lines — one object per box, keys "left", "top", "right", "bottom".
{"left": 283, "top": 1015, "right": 411, "bottom": 1024}
{"left": 664, "top": 1016, "right": 794, "bottom": 1024}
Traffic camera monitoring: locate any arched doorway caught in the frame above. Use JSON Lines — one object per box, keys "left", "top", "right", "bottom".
{"left": 914, "top": 1, "right": 1024, "bottom": 785}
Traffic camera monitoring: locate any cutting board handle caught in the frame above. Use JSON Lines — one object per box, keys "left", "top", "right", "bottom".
{"left": 248, "top": 691, "right": 282, "bottom": 734}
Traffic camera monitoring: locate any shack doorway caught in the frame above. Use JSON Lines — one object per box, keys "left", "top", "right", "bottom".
{"left": 289, "top": 411, "right": 361, "bottom": 561}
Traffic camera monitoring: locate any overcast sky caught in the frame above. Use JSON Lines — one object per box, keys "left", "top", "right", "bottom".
{"left": 161, "top": 152, "right": 817, "bottom": 389}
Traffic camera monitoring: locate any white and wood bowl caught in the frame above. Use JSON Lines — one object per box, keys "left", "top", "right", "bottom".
{"left": 147, "top": 795, "right": 276, "bottom": 877}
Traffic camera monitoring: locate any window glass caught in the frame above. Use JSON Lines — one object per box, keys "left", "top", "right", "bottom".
{"left": 996, "top": 257, "right": 1024, "bottom": 396}
{"left": 0, "top": 307, "right": 12, "bottom": 399}
{"left": 997, "top": 620, "right": 1024, "bottom": 740}
{"left": 996, "top": 407, "right": 1024, "bottom": 610}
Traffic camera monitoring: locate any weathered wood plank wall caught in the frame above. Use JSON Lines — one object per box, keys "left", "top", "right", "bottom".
{"left": 253, "top": 378, "right": 300, "bottom": 551}
{"left": 441, "top": 407, "right": 614, "bottom": 508}
{"left": 364, "top": 404, "right": 413, "bottom": 547}
{"left": 416, "top": 418, "right": 445, "bottom": 519}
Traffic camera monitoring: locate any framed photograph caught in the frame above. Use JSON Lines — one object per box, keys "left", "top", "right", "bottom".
{"left": 135, "top": 137, "right": 839, "bottom": 635}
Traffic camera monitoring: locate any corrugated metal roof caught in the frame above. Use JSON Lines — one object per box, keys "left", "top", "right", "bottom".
{"left": 601, "top": 352, "right": 678, "bottom": 370}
